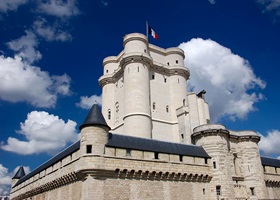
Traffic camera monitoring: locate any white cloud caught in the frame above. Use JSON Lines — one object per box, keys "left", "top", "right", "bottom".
{"left": 0, "top": 55, "right": 71, "bottom": 107}
{"left": 1, "top": 111, "right": 79, "bottom": 155}
{"left": 33, "top": 18, "right": 72, "bottom": 42}
{"left": 101, "top": 0, "right": 109, "bottom": 7}
{"left": 208, "top": 0, "right": 216, "bottom": 4}
{"left": 7, "top": 31, "right": 42, "bottom": 64}
{"left": 257, "top": 0, "right": 280, "bottom": 16}
{"left": 37, "top": 0, "right": 79, "bottom": 18}
{"left": 0, "top": 164, "right": 30, "bottom": 196}
{"left": 259, "top": 130, "right": 280, "bottom": 155}
{"left": 0, "top": 0, "right": 27, "bottom": 13}
{"left": 76, "top": 95, "right": 102, "bottom": 109}
{"left": 178, "top": 38, "right": 266, "bottom": 122}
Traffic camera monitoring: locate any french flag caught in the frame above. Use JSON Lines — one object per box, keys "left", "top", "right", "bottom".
{"left": 148, "top": 26, "right": 159, "bottom": 39}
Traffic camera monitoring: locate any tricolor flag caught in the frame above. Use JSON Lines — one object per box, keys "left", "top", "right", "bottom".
{"left": 148, "top": 26, "right": 159, "bottom": 40}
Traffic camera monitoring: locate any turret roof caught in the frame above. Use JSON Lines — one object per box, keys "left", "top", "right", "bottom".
{"left": 79, "top": 104, "right": 110, "bottom": 130}
{"left": 12, "top": 166, "right": 25, "bottom": 179}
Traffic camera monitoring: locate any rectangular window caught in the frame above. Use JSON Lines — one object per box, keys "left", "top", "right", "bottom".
{"left": 179, "top": 155, "right": 183, "bottom": 162}
{"left": 154, "top": 152, "right": 159, "bottom": 159}
{"left": 126, "top": 149, "right": 131, "bottom": 157}
{"left": 213, "top": 161, "right": 216, "bottom": 169}
{"left": 203, "top": 188, "right": 205, "bottom": 195}
{"left": 86, "top": 145, "right": 92, "bottom": 154}
{"left": 216, "top": 186, "right": 221, "bottom": 196}
{"left": 152, "top": 74, "right": 155, "bottom": 80}
{"left": 204, "top": 158, "right": 208, "bottom": 164}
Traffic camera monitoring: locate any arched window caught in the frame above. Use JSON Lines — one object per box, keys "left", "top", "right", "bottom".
{"left": 108, "top": 109, "right": 111, "bottom": 120}
{"left": 166, "top": 105, "right": 169, "bottom": 113}
{"left": 153, "top": 102, "right": 156, "bottom": 110}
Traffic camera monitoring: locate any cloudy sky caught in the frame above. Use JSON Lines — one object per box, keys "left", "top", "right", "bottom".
{"left": 0, "top": 0, "right": 280, "bottom": 196}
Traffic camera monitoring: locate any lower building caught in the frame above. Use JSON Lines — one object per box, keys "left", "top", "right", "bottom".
{"left": 10, "top": 33, "right": 280, "bottom": 199}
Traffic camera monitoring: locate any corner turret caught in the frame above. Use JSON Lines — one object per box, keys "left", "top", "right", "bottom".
{"left": 12, "top": 166, "right": 25, "bottom": 188}
{"left": 79, "top": 104, "right": 110, "bottom": 155}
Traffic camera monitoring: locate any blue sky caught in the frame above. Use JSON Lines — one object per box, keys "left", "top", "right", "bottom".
{"left": 0, "top": 0, "right": 280, "bottom": 196}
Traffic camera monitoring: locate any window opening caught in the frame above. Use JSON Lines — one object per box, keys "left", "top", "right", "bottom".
{"left": 216, "top": 186, "right": 221, "bottom": 196}
{"left": 106, "top": 70, "right": 108, "bottom": 73}
{"left": 167, "top": 62, "right": 169, "bottom": 66}
{"left": 176, "top": 60, "right": 178, "bottom": 64}
{"left": 126, "top": 149, "right": 131, "bottom": 157}
{"left": 164, "top": 78, "right": 167, "bottom": 83}
{"left": 86, "top": 145, "right": 92, "bottom": 154}
{"left": 138, "top": 66, "right": 139, "bottom": 72}
{"left": 153, "top": 102, "right": 156, "bottom": 110}
{"left": 166, "top": 105, "right": 169, "bottom": 113}
{"left": 181, "top": 134, "right": 184, "bottom": 140}
{"left": 204, "top": 158, "right": 208, "bottom": 164}
{"left": 213, "top": 161, "right": 216, "bottom": 169}
{"left": 152, "top": 74, "right": 155, "bottom": 80}
{"left": 203, "top": 188, "right": 205, "bottom": 195}
{"left": 154, "top": 152, "right": 159, "bottom": 159}
{"left": 178, "top": 78, "right": 179, "bottom": 83}
{"left": 179, "top": 155, "right": 183, "bottom": 162}
{"left": 144, "top": 49, "right": 146, "bottom": 53}
{"left": 108, "top": 109, "right": 111, "bottom": 120}
{"left": 183, "top": 99, "right": 186, "bottom": 106}
{"left": 250, "top": 187, "right": 255, "bottom": 196}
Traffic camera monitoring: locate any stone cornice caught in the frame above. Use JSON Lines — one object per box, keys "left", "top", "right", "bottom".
{"left": 192, "top": 124, "right": 260, "bottom": 143}
{"left": 76, "top": 168, "right": 212, "bottom": 182}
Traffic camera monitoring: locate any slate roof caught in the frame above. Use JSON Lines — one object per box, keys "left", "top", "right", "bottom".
{"left": 79, "top": 104, "right": 110, "bottom": 130}
{"left": 261, "top": 156, "right": 280, "bottom": 168}
{"left": 107, "top": 133, "right": 210, "bottom": 158}
{"left": 14, "top": 141, "right": 80, "bottom": 187}
{"left": 12, "top": 166, "right": 25, "bottom": 179}
{"left": 14, "top": 133, "right": 211, "bottom": 187}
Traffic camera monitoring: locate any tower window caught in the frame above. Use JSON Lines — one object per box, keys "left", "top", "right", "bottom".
{"left": 86, "top": 145, "right": 92, "bottom": 154}
{"left": 144, "top": 49, "right": 146, "bottom": 53}
{"left": 213, "top": 161, "right": 216, "bottom": 169}
{"left": 108, "top": 109, "right": 111, "bottom": 120}
{"left": 153, "top": 102, "right": 156, "bottom": 110}
{"left": 183, "top": 99, "right": 186, "bottom": 106}
{"left": 166, "top": 105, "right": 169, "bottom": 113}
{"left": 167, "top": 62, "right": 169, "bottom": 66}
{"left": 176, "top": 60, "right": 178, "bottom": 64}
{"left": 164, "top": 78, "right": 167, "bottom": 83}
{"left": 203, "top": 188, "right": 205, "bottom": 195}
{"left": 216, "top": 186, "right": 221, "bottom": 196}
{"left": 106, "top": 70, "right": 108, "bottom": 73}
{"left": 250, "top": 187, "right": 255, "bottom": 195}
{"left": 152, "top": 74, "right": 155, "bottom": 80}
{"left": 138, "top": 66, "right": 139, "bottom": 72}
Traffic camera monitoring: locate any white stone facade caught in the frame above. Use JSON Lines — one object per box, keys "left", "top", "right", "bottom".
{"left": 10, "top": 33, "right": 280, "bottom": 200}
{"left": 99, "top": 33, "right": 209, "bottom": 143}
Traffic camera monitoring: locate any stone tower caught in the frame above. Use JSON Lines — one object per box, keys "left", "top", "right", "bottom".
{"left": 99, "top": 33, "right": 210, "bottom": 143}
{"left": 11, "top": 166, "right": 25, "bottom": 188}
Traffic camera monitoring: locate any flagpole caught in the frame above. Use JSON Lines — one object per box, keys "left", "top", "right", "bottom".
{"left": 146, "top": 21, "right": 148, "bottom": 40}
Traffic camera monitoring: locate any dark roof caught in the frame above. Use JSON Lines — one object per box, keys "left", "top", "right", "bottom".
{"left": 106, "top": 133, "right": 210, "bottom": 158}
{"left": 79, "top": 104, "right": 110, "bottom": 130}
{"left": 14, "top": 133, "right": 210, "bottom": 187}
{"left": 12, "top": 166, "right": 25, "bottom": 179}
{"left": 261, "top": 156, "right": 280, "bottom": 168}
{"left": 14, "top": 141, "right": 80, "bottom": 187}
